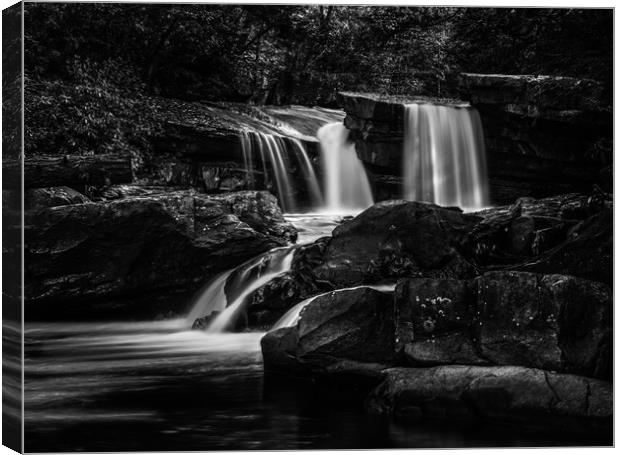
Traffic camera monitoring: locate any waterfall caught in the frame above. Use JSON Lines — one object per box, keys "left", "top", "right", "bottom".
{"left": 186, "top": 246, "right": 296, "bottom": 333}
{"left": 402, "top": 103, "right": 490, "bottom": 210}
{"left": 317, "top": 122, "right": 374, "bottom": 213}
{"left": 240, "top": 131, "right": 323, "bottom": 212}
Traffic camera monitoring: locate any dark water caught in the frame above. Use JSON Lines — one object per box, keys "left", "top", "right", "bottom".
{"left": 24, "top": 320, "right": 607, "bottom": 452}
{"left": 22, "top": 215, "right": 608, "bottom": 451}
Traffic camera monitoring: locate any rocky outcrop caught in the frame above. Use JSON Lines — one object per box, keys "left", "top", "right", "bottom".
{"left": 395, "top": 272, "right": 611, "bottom": 379}
{"left": 244, "top": 193, "right": 611, "bottom": 330}
{"left": 459, "top": 74, "right": 612, "bottom": 203}
{"left": 465, "top": 193, "right": 612, "bottom": 284}
{"left": 3, "top": 154, "right": 133, "bottom": 190}
{"left": 366, "top": 366, "right": 612, "bottom": 435}
{"left": 338, "top": 75, "right": 612, "bottom": 204}
{"left": 261, "top": 287, "right": 396, "bottom": 373}
{"left": 313, "top": 201, "right": 479, "bottom": 287}
{"left": 143, "top": 99, "right": 343, "bottom": 208}
{"left": 25, "top": 186, "right": 90, "bottom": 209}
{"left": 21, "top": 190, "right": 296, "bottom": 319}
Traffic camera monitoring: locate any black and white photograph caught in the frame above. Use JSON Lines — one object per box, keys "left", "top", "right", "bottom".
{"left": 1, "top": 1, "right": 615, "bottom": 452}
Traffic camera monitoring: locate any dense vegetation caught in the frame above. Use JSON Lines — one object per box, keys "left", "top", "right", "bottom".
{"left": 16, "top": 4, "right": 613, "bottom": 158}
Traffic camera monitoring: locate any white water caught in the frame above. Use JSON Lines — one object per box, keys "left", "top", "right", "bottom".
{"left": 402, "top": 103, "right": 490, "bottom": 210}
{"left": 271, "top": 283, "right": 397, "bottom": 331}
{"left": 206, "top": 247, "right": 296, "bottom": 333}
{"left": 240, "top": 131, "right": 323, "bottom": 212}
{"left": 317, "top": 122, "right": 374, "bottom": 212}
{"left": 186, "top": 246, "right": 297, "bottom": 333}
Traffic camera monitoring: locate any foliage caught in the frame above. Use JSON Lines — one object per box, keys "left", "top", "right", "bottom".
{"left": 23, "top": 4, "right": 612, "bottom": 158}
{"left": 25, "top": 57, "right": 161, "bottom": 169}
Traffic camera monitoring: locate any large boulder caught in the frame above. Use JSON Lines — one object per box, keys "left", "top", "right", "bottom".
{"left": 395, "top": 271, "right": 611, "bottom": 379}
{"left": 464, "top": 193, "right": 612, "bottom": 285}
{"left": 25, "top": 186, "right": 90, "bottom": 209}
{"left": 367, "top": 365, "right": 612, "bottom": 436}
{"left": 246, "top": 237, "right": 333, "bottom": 329}
{"left": 261, "top": 287, "right": 396, "bottom": 373}
{"left": 312, "top": 201, "right": 479, "bottom": 287}
{"left": 22, "top": 190, "right": 296, "bottom": 319}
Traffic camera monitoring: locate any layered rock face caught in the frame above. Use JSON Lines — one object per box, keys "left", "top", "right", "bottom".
{"left": 15, "top": 188, "right": 296, "bottom": 319}
{"left": 339, "top": 74, "right": 612, "bottom": 204}
{"left": 366, "top": 366, "right": 612, "bottom": 434}
{"left": 144, "top": 100, "right": 343, "bottom": 208}
{"left": 460, "top": 74, "right": 612, "bottom": 201}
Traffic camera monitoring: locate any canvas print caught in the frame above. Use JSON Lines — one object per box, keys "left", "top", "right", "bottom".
{"left": 2, "top": 2, "right": 614, "bottom": 452}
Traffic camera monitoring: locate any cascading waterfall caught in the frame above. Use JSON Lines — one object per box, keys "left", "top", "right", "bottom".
{"left": 317, "top": 122, "right": 374, "bottom": 212}
{"left": 240, "top": 131, "right": 323, "bottom": 212}
{"left": 186, "top": 246, "right": 296, "bottom": 333}
{"left": 402, "top": 103, "right": 490, "bottom": 210}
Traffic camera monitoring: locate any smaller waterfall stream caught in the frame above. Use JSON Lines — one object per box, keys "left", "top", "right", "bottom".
{"left": 240, "top": 131, "right": 323, "bottom": 212}
{"left": 186, "top": 246, "right": 297, "bottom": 333}
{"left": 317, "top": 122, "right": 374, "bottom": 213}
{"left": 402, "top": 103, "right": 490, "bottom": 210}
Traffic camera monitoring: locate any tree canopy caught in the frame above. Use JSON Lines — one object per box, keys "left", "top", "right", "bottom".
{"left": 25, "top": 4, "right": 612, "bottom": 105}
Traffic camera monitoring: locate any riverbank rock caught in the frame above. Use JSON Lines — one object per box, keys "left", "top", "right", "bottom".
{"left": 313, "top": 201, "right": 479, "bottom": 287}
{"left": 395, "top": 272, "right": 611, "bottom": 380}
{"left": 261, "top": 287, "right": 396, "bottom": 373}
{"left": 366, "top": 366, "right": 612, "bottom": 436}
{"left": 25, "top": 186, "right": 90, "bottom": 209}
{"left": 23, "top": 190, "right": 296, "bottom": 319}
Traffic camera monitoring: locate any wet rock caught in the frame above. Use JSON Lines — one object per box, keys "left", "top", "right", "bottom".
{"left": 313, "top": 201, "right": 479, "bottom": 287}
{"left": 366, "top": 365, "right": 612, "bottom": 435}
{"left": 24, "top": 190, "right": 296, "bottom": 319}
{"left": 191, "top": 311, "right": 220, "bottom": 330}
{"left": 25, "top": 186, "right": 90, "bottom": 209}
{"left": 464, "top": 193, "right": 612, "bottom": 279}
{"left": 246, "top": 237, "right": 333, "bottom": 329}
{"left": 395, "top": 272, "right": 611, "bottom": 379}
{"left": 261, "top": 287, "right": 396, "bottom": 373}
{"left": 517, "top": 208, "right": 612, "bottom": 285}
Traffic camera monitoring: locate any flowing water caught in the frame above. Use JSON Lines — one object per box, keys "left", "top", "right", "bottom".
{"left": 402, "top": 103, "right": 490, "bottom": 210}
{"left": 240, "top": 131, "right": 323, "bottom": 212}
{"left": 317, "top": 122, "right": 374, "bottom": 213}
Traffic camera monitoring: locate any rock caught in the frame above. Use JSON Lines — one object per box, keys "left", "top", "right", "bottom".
{"left": 261, "top": 287, "right": 396, "bottom": 373}
{"left": 3, "top": 154, "right": 133, "bottom": 190}
{"left": 459, "top": 73, "right": 607, "bottom": 112}
{"left": 246, "top": 237, "right": 333, "bottom": 329}
{"left": 366, "top": 365, "right": 612, "bottom": 435}
{"left": 210, "top": 191, "right": 297, "bottom": 242}
{"left": 25, "top": 186, "right": 90, "bottom": 209}
{"left": 394, "top": 272, "right": 611, "bottom": 379}
{"left": 464, "top": 193, "right": 612, "bottom": 275}
{"left": 459, "top": 74, "right": 611, "bottom": 204}
{"left": 313, "top": 201, "right": 479, "bottom": 287}
{"left": 191, "top": 311, "right": 220, "bottom": 330}
{"left": 23, "top": 190, "right": 296, "bottom": 319}
{"left": 517, "top": 208, "right": 612, "bottom": 285}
